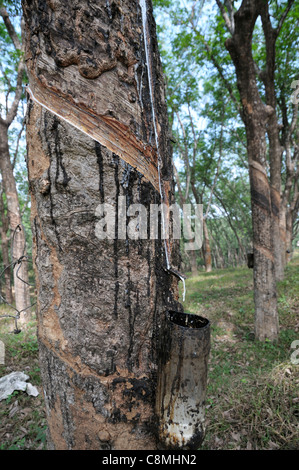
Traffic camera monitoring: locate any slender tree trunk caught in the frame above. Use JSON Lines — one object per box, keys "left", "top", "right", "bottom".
{"left": 189, "top": 250, "right": 198, "bottom": 276}
{"left": 23, "top": 0, "right": 181, "bottom": 450}
{"left": 227, "top": 245, "right": 233, "bottom": 267}
{"left": 0, "top": 123, "right": 31, "bottom": 323}
{"left": 259, "top": 5, "right": 285, "bottom": 282}
{"left": 215, "top": 243, "right": 225, "bottom": 269}
{"left": 283, "top": 168, "right": 299, "bottom": 264}
{"left": 203, "top": 218, "right": 212, "bottom": 272}
{"left": 285, "top": 209, "right": 294, "bottom": 262}
{"left": 225, "top": 0, "right": 278, "bottom": 341}
{"left": 173, "top": 165, "right": 198, "bottom": 276}
{"left": 0, "top": 187, "right": 13, "bottom": 304}
{"left": 210, "top": 222, "right": 226, "bottom": 268}
{"left": 279, "top": 202, "right": 287, "bottom": 265}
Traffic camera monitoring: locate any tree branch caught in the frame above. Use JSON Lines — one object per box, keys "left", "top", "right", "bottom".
{"left": 274, "top": 0, "right": 295, "bottom": 39}
{"left": 4, "top": 57, "right": 25, "bottom": 126}
{"left": 0, "top": 6, "right": 22, "bottom": 50}
{"left": 187, "top": 102, "right": 199, "bottom": 168}
{"left": 188, "top": 11, "right": 242, "bottom": 117}
{"left": 204, "top": 121, "right": 224, "bottom": 219}
{"left": 12, "top": 117, "right": 26, "bottom": 169}
{"left": 0, "top": 6, "right": 25, "bottom": 126}
{"left": 203, "top": 39, "right": 242, "bottom": 117}
{"left": 175, "top": 110, "right": 191, "bottom": 201}
{"left": 215, "top": 0, "right": 235, "bottom": 35}
{"left": 173, "top": 163, "right": 185, "bottom": 206}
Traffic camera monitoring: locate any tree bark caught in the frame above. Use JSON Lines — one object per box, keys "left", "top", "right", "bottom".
{"left": 0, "top": 123, "right": 31, "bottom": 323}
{"left": 0, "top": 186, "right": 13, "bottom": 305}
{"left": 259, "top": 3, "right": 285, "bottom": 282}
{"left": 280, "top": 89, "right": 299, "bottom": 265}
{"left": 189, "top": 250, "right": 198, "bottom": 276}
{"left": 203, "top": 218, "right": 212, "bottom": 273}
{"left": 225, "top": 0, "right": 279, "bottom": 341}
{"left": 173, "top": 165, "right": 198, "bottom": 276}
{"left": 23, "top": 0, "right": 181, "bottom": 450}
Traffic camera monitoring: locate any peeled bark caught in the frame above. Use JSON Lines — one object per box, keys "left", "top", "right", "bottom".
{"left": 23, "top": 0, "right": 181, "bottom": 450}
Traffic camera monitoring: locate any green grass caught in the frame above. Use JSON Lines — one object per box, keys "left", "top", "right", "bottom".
{"left": 0, "top": 252, "right": 298, "bottom": 450}
{"left": 180, "top": 251, "right": 299, "bottom": 450}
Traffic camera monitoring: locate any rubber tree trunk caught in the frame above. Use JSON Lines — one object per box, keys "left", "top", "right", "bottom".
{"left": 22, "top": 0, "right": 181, "bottom": 450}
{"left": 285, "top": 209, "right": 294, "bottom": 263}
{"left": 225, "top": 1, "right": 279, "bottom": 341}
{"left": 203, "top": 219, "right": 212, "bottom": 273}
{"left": 0, "top": 122, "right": 31, "bottom": 323}
{"left": 190, "top": 251, "right": 198, "bottom": 276}
{"left": 0, "top": 188, "right": 13, "bottom": 305}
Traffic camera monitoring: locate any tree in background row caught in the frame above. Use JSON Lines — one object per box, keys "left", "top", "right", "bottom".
{"left": 0, "top": 1, "right": 31, "bottom": 325}
{"left": 154, "top": 0, "right": 298, "bottom": 341}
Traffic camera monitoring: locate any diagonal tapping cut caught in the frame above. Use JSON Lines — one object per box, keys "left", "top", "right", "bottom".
{"left": 25, "top": 0, "right": 186, "bottom": 300}
{"left": 26, "top": 73, "right": 159, "bottom": 192}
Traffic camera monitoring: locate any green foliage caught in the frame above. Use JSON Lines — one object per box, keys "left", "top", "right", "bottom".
{"left": 152, "top": 0, "right": 172, "bottom": 7}
{"left": 154, "top": 0, "right": 299, "bottom": 271}
{"left": 5, "top": 389, "right": 20, "bottom": 404}
{"left": 0, "top": 0, "right": 22, "bottom": 16}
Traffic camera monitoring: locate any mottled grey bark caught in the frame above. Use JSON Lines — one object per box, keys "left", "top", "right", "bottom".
{"left": 23, "top": 0, "right": 181, "bottom": 450}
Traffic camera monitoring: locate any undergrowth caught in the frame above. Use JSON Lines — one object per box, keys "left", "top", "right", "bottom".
{"left": 182, "top": 252, "right": 299, "bottom": 450}
{"left": 0, "top": 252, "right": 298, "bottom": 450}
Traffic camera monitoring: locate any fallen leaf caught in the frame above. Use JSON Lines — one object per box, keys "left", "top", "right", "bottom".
{"left": 268, "top": 440, "right": 279, "bottom": 450}
{"left": 231, "top": 432, "right": 241, "bottom": 441}
{"left": 9, "top": 404, "right": 19, "bottom": 418}
{"left": 20, "top": 407, "right": 33, "bottom": 416}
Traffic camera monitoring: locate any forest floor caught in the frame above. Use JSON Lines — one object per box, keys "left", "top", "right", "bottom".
{"left": 0, "top": 251, "right": 298, "bottom": 450}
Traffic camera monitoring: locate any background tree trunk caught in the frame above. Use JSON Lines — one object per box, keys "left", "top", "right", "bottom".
{"left": 189, "top": 250, "right": 198, "bottom": 276}
{"left": 0, "top": 123, "right": 31, "bottom": 323}
{"left": 203, "top": 218, "right": 212, "bottom": 273}
{"left": 225, "top": 0, "right": 279, "bottom": 341}
{"left": 23, "top": 0, "right": 181, "bottom": 450}
{"left": 0, "top": 185, "right": 13, "bottom": 305}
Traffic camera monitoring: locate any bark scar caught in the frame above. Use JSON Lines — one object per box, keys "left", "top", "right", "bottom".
{"left": 26, "top": 77, "right": 159, "bottom": 192}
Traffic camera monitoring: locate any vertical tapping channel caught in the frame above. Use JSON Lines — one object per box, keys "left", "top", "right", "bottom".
{"left": 139, "top": 0, "right": 169, "bottom": 267}
{"left": 139, "top": 0, "right": 186, "bottom": 301}
{"left": 155, "top": 311, "right": 210, "bottom": 449}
